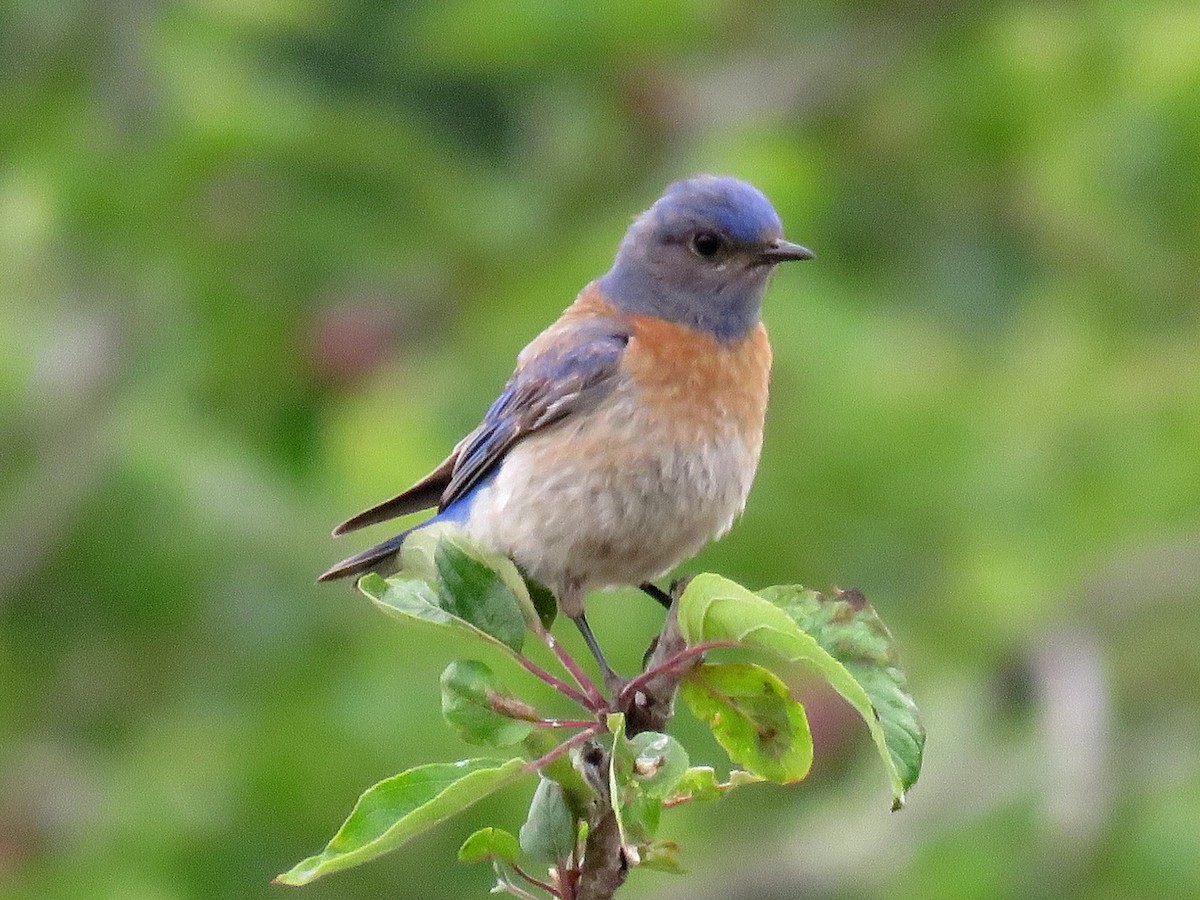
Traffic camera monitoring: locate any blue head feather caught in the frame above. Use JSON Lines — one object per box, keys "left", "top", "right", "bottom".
{"left": 656, "top": 176, "right": 783, "bottom": 245}
{"left": 599, "top": 176, "right": 791, "bottom": 342}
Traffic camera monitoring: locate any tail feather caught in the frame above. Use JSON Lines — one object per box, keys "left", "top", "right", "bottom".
{"left": 320, "top": 476, "right": 489, "bottom": 584}
{"left": 331, "top": 456, "right": 455, "bottom": 536}
{"left": 317, "top": 528, "right": 414, "bottom": 583}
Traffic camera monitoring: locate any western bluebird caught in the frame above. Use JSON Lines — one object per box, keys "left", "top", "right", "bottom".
{"left": 320, "top": 175, "right": 813, "bottom": 690}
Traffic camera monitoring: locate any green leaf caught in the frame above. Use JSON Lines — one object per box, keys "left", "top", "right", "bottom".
{"left": 520, "top": 729, "right": 592, "bottom": 819}
{"left": 387, "top": 525, "right": 549, "bottom": 636}
{"left": 664, "top": 766, "right": 764, "bottom": 806}
{"left": 362, "top": 530, "right": 556, "bottom": 651}
{"left": 638, "top": 839, "right": 685, "bottom": 875}
{"left": 625, "top": 731, "right": 690, "bottom": 800}
{"left": 458, "top": 827, "right": 520, "bottom": 865}
{"left": 619, "top": 791, "right": 661, "bottom": 848}
{"left": 758, "top": 585, "right": 926, "bottom": 805}
{"left": 680, "top": 662, "right": 812, "bottom": 784}
{"left": 606, "top": 719, "right": 688, "bottom": 846}
{"left": 274, "top": 757, "right": 527, "bottom": 886}
{"left": 422, "top": 528, "right": 552, "bottom": 634}
{"left": 440, "top": 660, "right": 536, "bottom": 747}
{"left": 677, "top": 574, "right": 918, "bottom": 808}
{"left": 358, "top": 571, "right": 516, "bottom": 656}
{"left": 358, "top": 572, "right": 453, "bottom": 627}
{"left": 604, "top": 714, "right": 628, "bottom": 845}
{"left": 519, "top": 777, "right": 576, "bottom": 865}
{"left": 522, "top": 573, "right": 558, "bottom": 630}
{"left": 435, "top": 540, "right": 527, "bottom": 652}
{"left": 394, "top": 523, "right": 447, "bottom": 582}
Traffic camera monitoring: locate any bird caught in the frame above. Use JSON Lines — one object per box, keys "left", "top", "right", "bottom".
{"left": 320, "top": 175, "right": 813, "bottom": 693}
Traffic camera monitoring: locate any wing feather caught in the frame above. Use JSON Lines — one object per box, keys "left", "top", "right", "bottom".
{"left": 330, "top": 317, "right": 629, "bottom": 535}
{"left": 331, "top": 452, "right": 457, "bottom": 536}
{"left": 441, "top": 323, "right": 629, "bottom": 507}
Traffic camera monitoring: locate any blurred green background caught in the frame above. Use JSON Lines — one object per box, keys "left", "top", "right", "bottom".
{"left": 3, "top": 1, "right": 1199, "bottom": 898}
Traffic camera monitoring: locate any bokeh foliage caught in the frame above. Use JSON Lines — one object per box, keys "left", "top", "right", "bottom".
{"left": 2, "top": 1, "right": 1198, "bottom": 898}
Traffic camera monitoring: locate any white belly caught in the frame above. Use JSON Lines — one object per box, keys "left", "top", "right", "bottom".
{"left": 462, "top": 387, "right": 761, "bottom": 596}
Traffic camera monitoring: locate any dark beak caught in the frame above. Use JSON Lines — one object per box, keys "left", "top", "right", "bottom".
{"left": 757, "top": 239, "right": 815, "bottom": 264}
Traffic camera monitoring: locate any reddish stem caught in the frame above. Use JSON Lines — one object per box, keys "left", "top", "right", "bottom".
{"left": 515, "top": 655, "right": 595, "bottom": 710}
{"left": 511, "top": 862, "right": 562, "bottom": 898}
{"left": 618, "top": 639, "right": 738, "bottom": 705}
{"left": 539, "top": 719, "right": 600, "bottom": 729}
{"left": 543, "top": 633, "right": 606, "bottom": 708}
{"left": 524, "top": 725, "right": 602, "bottom": 775}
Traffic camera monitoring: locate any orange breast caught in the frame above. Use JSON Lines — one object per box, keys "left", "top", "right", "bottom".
{"left": 624, "top": 314, "right": 772, "bottom": 440}
{"left": 532, "top": 281, "right": 772, "bottom": 443}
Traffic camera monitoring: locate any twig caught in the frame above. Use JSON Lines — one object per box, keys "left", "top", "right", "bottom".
{"left": 543, "top": 632, "right": 607, "bottom": 708}
{"left": 553, "top": 583, "right": 705, "bottom": 897}
{"left": 572, "top": 594, "right": 696, "bottom": 898}
{"left": 575, "top": 798, "right": 626, "bottom": 900}
{"left": 516, "top": 654, "right": 598, "bottom": 710}
{"left": 618, "top": 640, "right": 736, "bottom": 705}
{"left": 524, "top": 726, "right": 602, "bottom": 775}
{"left": 495, "top": 873, "right": 541, "bottom": 900}
{"left": 512, "top": 862, "right": 563, "bottom": 898}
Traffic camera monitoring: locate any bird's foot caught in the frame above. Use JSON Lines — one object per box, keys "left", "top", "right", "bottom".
{"left": 638, "top": 582, "right": 673, "bottom": 610}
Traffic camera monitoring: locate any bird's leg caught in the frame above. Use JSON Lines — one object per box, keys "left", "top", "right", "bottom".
{"left": 555, "top": 580, "right": 624, "bottom": 703}
{"left": 638, "top": 582, "right": 673, "bottom": 610}
{"left": 569, "top": 611, "right": 627, "bottom": 700}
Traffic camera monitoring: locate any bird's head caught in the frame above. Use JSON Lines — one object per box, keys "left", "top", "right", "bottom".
{"left": 600, "top": 175, "right": 813, "bottom": 341}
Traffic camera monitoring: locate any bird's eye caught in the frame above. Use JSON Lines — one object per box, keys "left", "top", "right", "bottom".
{"left": 690, "top": 231, "right": 723, "bottom": 258}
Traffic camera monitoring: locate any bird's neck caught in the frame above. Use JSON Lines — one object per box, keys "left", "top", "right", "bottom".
{"left": 598, "top": 265, "right": 764, "bottom": 343}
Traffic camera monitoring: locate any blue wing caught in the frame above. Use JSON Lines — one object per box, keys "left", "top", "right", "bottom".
{"left": 440, "top": 322, "right": 630, "bottom": 508}
{"left": 328, "top": 318, "right": 630, "bottom": 544}
{"left": 319, "top": 323, "right": 629, "bottom": 583}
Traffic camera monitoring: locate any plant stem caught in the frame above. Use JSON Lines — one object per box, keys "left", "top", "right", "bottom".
{"left": 516, "top": 654, "right": 596, "bottom": 709}
{"left": 543, "top": 632, "right": 607, "bottom": 708}
{"left": 496, "top": 876, "right": 541, "bottom": 900}
{"left": 618, "top": 640, "right": 736, "bottom": 705}
{"left": 575, "top": 799, "right": 625, "bottom": 900}
{"left": 525, "top": 725, "right": 602, "bottom": 775}
{"left": 511, "top": 863, "right": 562, "bottom": 898}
